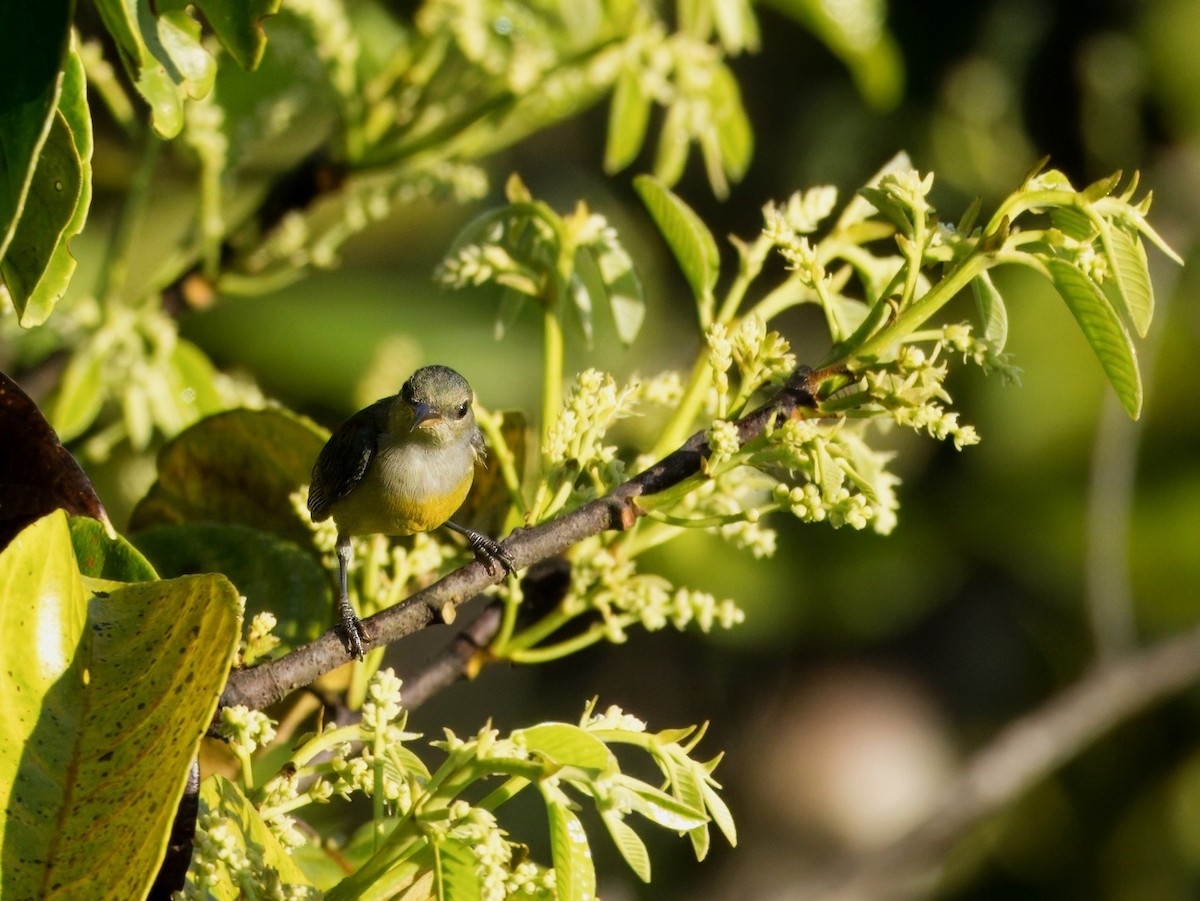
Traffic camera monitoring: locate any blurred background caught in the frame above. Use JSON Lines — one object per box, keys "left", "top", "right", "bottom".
{"left": 8, "top": 0, "right": 1200, "bottom": 897}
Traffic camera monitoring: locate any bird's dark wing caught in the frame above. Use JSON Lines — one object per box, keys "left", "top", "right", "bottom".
{"left": 307, "top": 399, "right": 390, "bottom": 521}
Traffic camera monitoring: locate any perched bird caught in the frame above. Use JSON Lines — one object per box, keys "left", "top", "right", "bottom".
{"left": 307, "top": 365, "right": 515, "bottom": 658}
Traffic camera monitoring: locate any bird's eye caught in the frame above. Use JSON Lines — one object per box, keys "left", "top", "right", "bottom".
{"left": 456, "top": 401, "right": 470, "bottom": 418}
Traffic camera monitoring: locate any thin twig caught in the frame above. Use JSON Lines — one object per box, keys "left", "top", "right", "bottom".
{"left": 217, "top": 366, "right": 820, "bottom": 713}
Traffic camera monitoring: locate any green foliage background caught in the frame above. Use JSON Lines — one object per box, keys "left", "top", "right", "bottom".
{"left": 3, "top": 0, "right": 1200, "bottom": 898}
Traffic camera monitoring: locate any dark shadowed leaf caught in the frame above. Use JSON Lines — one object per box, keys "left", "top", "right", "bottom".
{"left": 0, "top": 371, "right": 106, "bottom": 550}
{"left": 129, "top": 408, "right": 327, "bottom": 547}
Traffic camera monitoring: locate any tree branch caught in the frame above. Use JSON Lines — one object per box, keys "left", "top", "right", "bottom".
{"left": 218, "top": 366, "right": 820, "bottom": 713}
{"left": 796, "top": 620, "right": 1200, "bottom": 900}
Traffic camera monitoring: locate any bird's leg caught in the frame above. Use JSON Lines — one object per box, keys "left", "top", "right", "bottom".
{"left": 335, "top": 534, "right": 370, "bottom": 660}
{"left": 444, "top": 521, "right": 516, "bottom": 577}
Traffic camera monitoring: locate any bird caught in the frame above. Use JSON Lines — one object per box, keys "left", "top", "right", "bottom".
{"left": 307, "top": 364, "right": 515, "bottom": 659}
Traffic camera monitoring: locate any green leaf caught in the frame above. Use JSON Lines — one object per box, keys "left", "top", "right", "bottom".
{"left": 601, "top": 811, "right": 651, "bottom": 882}
{"left": 93, "top": 0, "right": 216, "bottom": 137}
{"left": 615, "top": 773, "right": 708, "bottom": 831}
{"left": 590, "top": 231, "right": 645, "bottom": 345}
{"left": 0, "top": 111, "right": 82, "bottom": 321}
{"left": 837, "top": 151, "right": 913, "bottom": 227}
{"left": 0, "top": 511, "right": 241, "bottom": 901}
{"left": 69, "top": 516, "right": 158, "bottom": 582}
{"left": 660, "top": 752, "right": 712, "bottom": 858}
{"left": 542, "top": 787, "right": 596, "bottom": 901}
{"left": 189, "top": 0, "right": 281, "bottom": 70}
{"left": 764, "top": 0, "right": 903, "bottom": 109}
{"left": 129, "top": 408, "right": 327, "bottom": 547}
{"left": 1, "top": 41, "right": 91, "bottom": 326}
{"left": 1046, "top": 258, "right": 1142, "bottom": 418}
{"left": 634, "top": 175, "right": 720, "bottom": 313}
{"left": 709, "top": 62, "right": 753, "bottom": 186}
{"left": 0, "top": 1, "right": 73, "bottom": 260}
{"left": 133, "top": 521, "right": 328, "bottom": 652}
{"left": 184, "top": 775, "right": 316, "bottom": 898}
{"left": 516, "top": 722, "right": 616, "bottom": 773}
{"left": 970, "top": 270, "right": 1009, "bottom": 351}
{"left": 653, "top": 102, "right": 691, "bottom": 188}
{"left": 51, "top": 344, "right": 105, "bottom": 442}
{"left": 434, "top": 839, "right": 483, "bottom": 901}
{"left": 1102, "top": 221, "right": 1154, "bottom": 338}
{"left": 699, "top": 778, "right": 738, "bottom": 847}
{"left": 605, "top": 66, "right": 651, "bottom": 174}
{"left": 1049, "top": 206, "right": 1096, "bottom": 242}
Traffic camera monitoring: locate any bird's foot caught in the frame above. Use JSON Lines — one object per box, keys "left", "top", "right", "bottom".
{"left": 339, "top": 610, "right": 370, "bottom": 661}
{"left": 467, "top": 531, "right": 517, "bottom": 578}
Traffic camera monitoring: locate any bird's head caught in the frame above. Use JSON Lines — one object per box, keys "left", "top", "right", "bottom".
{"left": 392, "top": 365, "right": 476, "bottom": 446}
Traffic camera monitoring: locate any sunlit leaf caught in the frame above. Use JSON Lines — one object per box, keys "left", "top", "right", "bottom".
{"left": 0, "top": 1, "right": 72, "bottom": 260}
{"left": 615, "top": 773, "right": 708, "bottom": 832}
{"left": 2, "top": 41, "right": 92, "bottom": 326}
{"left": 590, "top": 231, "right": 645, "bottom": 345}
{"left": 1102, "top": 221, "right": 1154, "bottom": 338}
{"left": 0, "top": 511, "right": 241, "bottom": 901}
{"left": 93, "top": 0, "right": 216, "bottom": 137}
{"left": 542, "top": 787, "right": 596, "bottom": 901}
{"left": 51, "top": 344, "right": 105, "bottom": 443}
{"left": 837, "top": 151, "right": 913, "bottom": 227}
{"left": 187, "top": 0, "right": 281, "bottom": 70}
{"left": 516, "top": 722, "right": 616, "bottom": 773}
{"left": 653, "top": 102, "right": 691, "bottom": 188}
{"left": 601, "top": 810, "right": 651, "bottom": 882}
{"left": 69, "top": 516, "right": 157, "bottom": 583}
{"left": 434, "top": 839, "right": 482, "bottom": 901}
{"left": 1046, "top": 258, "right": 1141, "bottom": 418}
{"left": 709, "top": 62, "right": 752, "bottom": 187}
{"left": 970, "top": 270, "right": 1008, "bottom": 351}
{"left": 183, "top": 775, "right": 316, "bottom": 898}
{"left": 634, "top": 175, "right": 720, "bottom": 313}
{"left": 605, "top": 66, "right": 651, "bottom": 174}
{"left": 699, "top": 778, "right": 737, "bottom": 847}
{"left": 0, "top": 112, "right": 82, "bottom": 321}
{"left": 765, "top": 0, "right": 903, "bottom": 109}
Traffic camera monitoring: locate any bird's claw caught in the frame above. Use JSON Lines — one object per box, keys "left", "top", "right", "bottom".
{"left": 340, "top": 612, "right": 370, "bottom": 661}
{"left": 470, "top": 533, "right": 517, "bottom": 578}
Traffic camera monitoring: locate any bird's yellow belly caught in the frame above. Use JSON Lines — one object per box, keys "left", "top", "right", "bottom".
{"left": 331, "top": 443, "right": 474, "bottom": 537}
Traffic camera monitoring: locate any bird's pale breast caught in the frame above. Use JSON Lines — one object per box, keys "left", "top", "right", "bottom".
{"left": 330, "top": 437, "right": 475, "bottom": 536}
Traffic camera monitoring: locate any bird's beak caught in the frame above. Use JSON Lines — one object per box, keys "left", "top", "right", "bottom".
{"left": 410, "top": 402, "right": 437, "bottom": 431}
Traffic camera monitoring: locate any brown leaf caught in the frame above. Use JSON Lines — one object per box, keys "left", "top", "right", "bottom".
{"left": 0, "top": 370, "right": 106, "bottom": 549}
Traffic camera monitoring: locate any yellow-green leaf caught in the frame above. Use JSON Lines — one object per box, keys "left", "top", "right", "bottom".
{"left": 0, "top": 511, "right": 241, "bottom": 901}
{"left": 970, "top": 270, "right": 1008, "bottom": 351}
{"left": 183, "top": 775, "right": 316, "bottom": 899}
{"left": 605, "top": 66, "right": 651, "bottom": 174}
{"left": 543, "top": 787, "right": 596, "bottom": 901}
{"left": 8, "top": 41, "right": 92, "bottom": 327}
{"left": 0, "top": 112, "right": 82, "bottom": 320}
{"left": 516, "top": 722, "right": 616, "bottom": 773}
{"left": 1046, "top": 258, "right": 1142, "bottom": 418}
{"left": 0, "top": 1, "right": 73, "bottom": 259}
{"left": 1102, "top": 221, "right": 1154, "bottom": 338}
{"left": 601, "top": 811, "right": 651, "bottom": 882}
{"left": 434, "top": 839, "right": 483, "bottom": 901}
{"left": 634, "top": 175, "right": 720, "bottom": 315}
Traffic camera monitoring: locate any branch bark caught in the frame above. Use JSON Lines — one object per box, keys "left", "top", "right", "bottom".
{"left": 796, "top": 620, "right": 1200, "bottom": 900}
{"left": 218, "top": 366, "right": 819, "bottom": 713}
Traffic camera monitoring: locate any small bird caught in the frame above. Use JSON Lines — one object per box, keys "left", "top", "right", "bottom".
{"left": 307, "top": 365, "right": 515, "bottom": 658}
